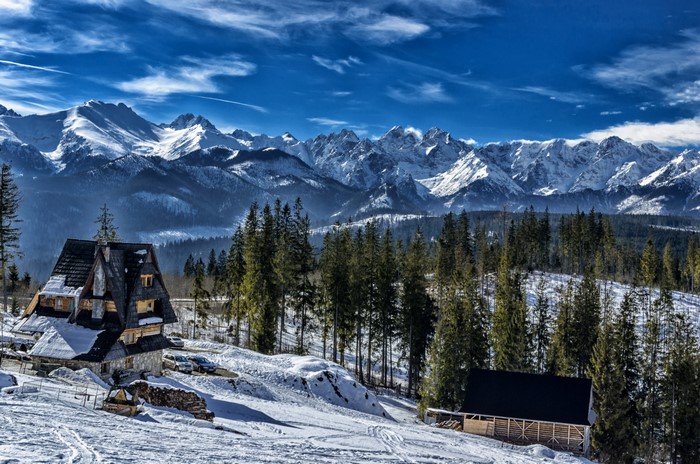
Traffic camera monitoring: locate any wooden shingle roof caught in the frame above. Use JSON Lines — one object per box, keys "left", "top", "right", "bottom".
{"left": 459, "top": 368, "right": 594, "bottom": 426}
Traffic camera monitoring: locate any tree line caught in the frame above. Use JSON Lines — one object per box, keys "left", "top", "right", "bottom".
{"left": 182, "top": 201, "right": 700, "bottom": 463}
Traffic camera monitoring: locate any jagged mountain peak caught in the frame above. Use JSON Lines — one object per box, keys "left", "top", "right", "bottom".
{"left": 168, "top": 113, "right": 218, "bottom": 131}
{"left": 0, "top": 104, "right": 21, "bottom": 117}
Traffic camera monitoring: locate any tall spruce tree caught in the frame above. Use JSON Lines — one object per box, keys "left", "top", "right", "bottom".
{"left": 492, "top": 241, "right": 529, "bottom": 371}
{"left": 227, "top": 226, "right": 246, "bottom": 346}
{"left": 399, "top": 228, "right": 435, "bottom": 397}
{"left": 291, "top": 200, "right": 315, "bottom": 355}
{"left": 241, "top": 203, "right": 261, "bottom": 348}
{"left": 0, "top": 162, "right": 21, "bottom": 346}
{"left": 572, "top": 271, "right": 602, "bottom": 377}
{"left": 548, "top": 278, "right": 576, "bottom": 376}
{"left": 419, "top": 283, "right": 464, "bottom": 412}
{"left": 589, "top": 318, "right": 636, "bottom": 463}
{"left": 532, "top": 276, "right": 551, "bottom": 373}
{"left": 190, "top": 258, "right": 210, "bottom": 338}
{"left": 662, "top": 312, "right": 700, "bottom": 464}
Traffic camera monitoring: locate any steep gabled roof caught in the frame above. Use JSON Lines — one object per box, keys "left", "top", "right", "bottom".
{"left": 459, "top": 368, "right": 593, "bottom": 426}
{"left": 51, "top": 239, "right": 96, "bottom": 287}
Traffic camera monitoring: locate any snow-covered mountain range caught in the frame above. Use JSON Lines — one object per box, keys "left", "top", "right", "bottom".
{"left": 2, "top": 100, "right": 699, "bottom": 255}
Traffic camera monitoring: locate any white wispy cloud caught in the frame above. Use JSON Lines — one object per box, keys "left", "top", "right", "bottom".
{"left": 117, "top": 55, "right": 256, "bottom": 98}
{"left": 515, "top": 86, "right": 593, "bottom": 105}
{"left": 0, "top": 29, "right": 129, "bottom": 55}
{"left": 0, "top": 68, "right": 64, "bottom": 115}
{"left": 586, "top": 29, "right": 700, "bottom": 106}
{"left": 331, "top": 91, "right": 352, "bottom": 97}
{"left": 0, "top": 0, "right": 32, "bottom": 16}
{"left": 307, "top": 117, "right": 350, "bottom": 126}
{"left": 191, "top": 95, "right": 267, "bottom": 113}
{"left": 347, "top": 14, "right": 429, "bottom": 44}
{"left": 312, "top": 56, "right": 362, "bottom": 74}
{"left": 376, "top": 53, "right": 497, "bottom": 93}
{"left": 583, "top": 117, "right": 700, "bottom": 146}
{"left": 600, "top": 110, "right": 622, "bottom": 116}
{"left": 143, "top": 0, "right": 493, "bottom": 44}
{"left": 387, "top": 82, "right": 451, "bottom": 103}
{"left": 0, "top": 59, "right": 70, "bottom": 75}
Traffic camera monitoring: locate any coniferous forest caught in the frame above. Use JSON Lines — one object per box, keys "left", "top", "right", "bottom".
{"left": 179, "top": 200, "right": 700, "bottom": 463}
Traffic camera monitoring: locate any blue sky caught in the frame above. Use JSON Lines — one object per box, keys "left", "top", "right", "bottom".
{"left": 1, "top": 0, "right": 700, "bottom": 146}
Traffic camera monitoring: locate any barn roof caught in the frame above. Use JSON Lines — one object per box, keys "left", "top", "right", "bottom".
{"left": 459, "top": 368, "right": 593, "bottom": 426}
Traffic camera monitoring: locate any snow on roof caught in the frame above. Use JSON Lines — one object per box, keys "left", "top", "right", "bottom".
{"left": 138, "top": 316, "right": 163, "bottom": 326}
{"left": 134, "top": 249, "right": 148, "bottom": 255}
{"left": 29, "top": 320, "right": 102, "bottom": 360}
{"left": 40, "top": 275, "right": 83, "bottom": 298}
{"left": 13, "top": 313, "right": 58, "bottom": 334}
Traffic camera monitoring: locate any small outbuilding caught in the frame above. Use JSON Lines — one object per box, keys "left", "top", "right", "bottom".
{"left": 459, "top": 368, "right": 596, "bottom": 456}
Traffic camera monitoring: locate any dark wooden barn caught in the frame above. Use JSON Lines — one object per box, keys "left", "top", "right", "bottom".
{"left": 459, "top": 368, "right": 596, "bottom": 455}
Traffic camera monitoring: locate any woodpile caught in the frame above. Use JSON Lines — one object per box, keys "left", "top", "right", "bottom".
{"left": 436, "top": 420, "right": 463, "bottom": 431}
{"left": 129, "top": 381, "right": 214, "bottom": 421}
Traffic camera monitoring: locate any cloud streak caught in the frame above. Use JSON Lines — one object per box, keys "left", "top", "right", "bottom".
{"left": 387, "top": 82, "right": 451, "bottom": 103}
{"left": 312, "top": 55, "right": 362, "bottom": 74}
{"left": 583, "top": 117, "right": 700, "bottom": 147}
{"left": 191, "top": 95, "right": 267, "bottom": 113}
{"left": 515, "top": 86, "right": 593, "bottom": 105}
{"left": 307, "top": 117, "right": 349, "bottom": 126}
{"left": 586, "top": 29, "right": 700, "bottom": 106}
{"left": 143, "top": 0, "right": 494, "bottom": 44}
{"left": 117, "top": 55, "right": 256, "bottom": 98}
{"left": 0, "top": 59, "right": 70, "bottom": 74}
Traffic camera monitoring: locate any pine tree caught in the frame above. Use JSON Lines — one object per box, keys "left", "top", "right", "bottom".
{"left": 377, "top": 229, "right": 398, "bottom": 385}
{"left": 419, "top": 283, "right": 464, "bottom": 412}
{"left": 548, "top": 278, "right": 576, "bottom": 376}
{"left": 273, "top": 202, "right": 294, "bottom": 353}
{"left": 0, "top": 163, "right": 21, "bottom": 352}
{"left": 183, "top": 254, "right": 195, "bottom": 278}
{"left": 227, "top": 227, "right": 246, "bottom": 346}
{"left": 21, "top": 271, "right": 30, "bottom": 288}
{"left": 206, "top": 248, "right": 217, "bottom": 276}
{"left": 93, "top": 203, "right": 119, "bottom": 244}
{"left": 638, "top": 287, "right": 672, "bottom": 462}
{"left": 399, "top": 228, "right": 435, "bottom": 397}
{"left": 662, "top": 240, "right": 677, "bottom": 289}
{"left": 7, "top": 263, "right": 18, "bottom": 292}
{"left": 190, "top": 258, "right": 210, "bottom": 338}
{"left": 492, "top": 242, "right": 529, "bottom": 371}
{"left": 241, "top": 203, "right": 261, "bottom": 348}
{"left": 291, "top": 200, "right": 315, "bottom": 355}
{"left": 251, "top": 203, "right": 278, "bottom": 354}
{"left": 683, "top": 234, "right": 697, "bottom": 292}
{"left": 572, "top": 271, "right": 602, "bottom": 377}
{"left": 532, "top": 276, "right": 551, "bottom": 373}
{"left": 661, "top": 312, "right": 700, "bottom": 464}
{"left": 589, "top": 319, "right": 636, "bottom": 463}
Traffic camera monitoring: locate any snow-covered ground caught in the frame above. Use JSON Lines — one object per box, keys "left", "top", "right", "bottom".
{"left": 3, "top": 272, "right": 697, "bottom": 462}
{"left": 1, "top": 338, "right": 588, "bottom": 463}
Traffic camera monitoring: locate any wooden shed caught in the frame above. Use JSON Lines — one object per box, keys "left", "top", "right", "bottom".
{"left": 459, "top": 368, "right": 596, "bottom": 456}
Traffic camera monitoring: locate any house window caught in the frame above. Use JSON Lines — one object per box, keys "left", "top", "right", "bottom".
{"left": 101, "top": 363, "right": 109, "bottom": 374}
{"left": 124, "top": 332, "right": 136, "bottom": 344}
{"left": 55, "top": 298, "right": 63, "bottom": 310}
{"left": 137, "top": 300, "right": 154, "bottom": 314}
{"left": 141, "top": 274, "right": 153, "bottom": 287}
{"left": 125, "top": 357, "right": 133, "bottom": 369}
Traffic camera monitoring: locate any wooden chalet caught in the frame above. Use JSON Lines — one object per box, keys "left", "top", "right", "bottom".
{"left": 13, "top": 239, "right": 177, "bottom": 379}
{"left": 458, "top": 368, "right": 596, "bottom": 456}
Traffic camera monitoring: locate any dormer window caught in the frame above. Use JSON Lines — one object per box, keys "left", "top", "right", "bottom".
{"left": 141, "top": 274, "right": 153, "bottom": 287}
{"left": 55, "top": 298, "right": 63, "bottom": 310}
{"left": 137, "top": 300, "right": 154, "bottom": 314}
{"left": 124, "top": 332, "right": 136, "bottom": 344}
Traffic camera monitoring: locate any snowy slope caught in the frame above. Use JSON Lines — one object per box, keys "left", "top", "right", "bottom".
{"left": 0, "top": 340, "right": 588, "bottom": 464}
